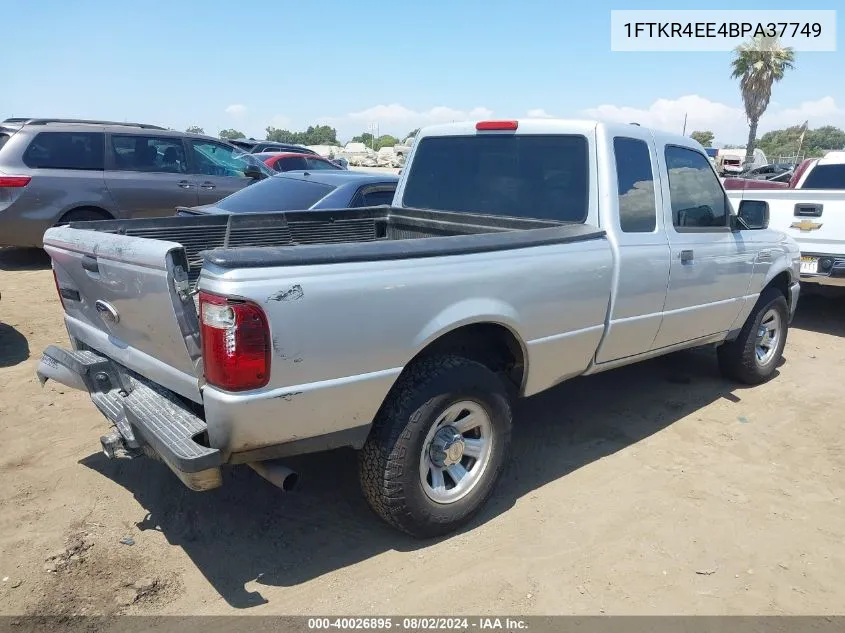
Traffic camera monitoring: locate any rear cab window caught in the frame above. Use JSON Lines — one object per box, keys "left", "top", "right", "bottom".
{"left": 22, "top": 132, "right": 105, "bottom": 170}
{"left": 0, "top": 133, "right": 9, "bottom": 152}
{"left": 402, "top": 134, "right": 589, "bottom": 222}
{"left": 802, "top": 164, "right": 845, "bottom": 189}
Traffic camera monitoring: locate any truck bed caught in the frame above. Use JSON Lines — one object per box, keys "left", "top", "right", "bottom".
{"left": 67, "top": 206, "right": 603, "bottom": 283}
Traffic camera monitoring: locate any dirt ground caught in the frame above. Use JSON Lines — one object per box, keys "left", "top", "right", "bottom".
{"left": 1, "top": 246, "right": 844, "bottom": 617}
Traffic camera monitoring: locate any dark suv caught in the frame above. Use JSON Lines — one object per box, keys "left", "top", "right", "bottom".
{"left": 227, "top": 138, "right": 320, "bottom": 155}
{"left": 0, "top": 118, "right": 272, "bottom": 247}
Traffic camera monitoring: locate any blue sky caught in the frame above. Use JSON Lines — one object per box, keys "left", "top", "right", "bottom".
{"left": 2, "top": 0, "right": 842, "bottom": 145}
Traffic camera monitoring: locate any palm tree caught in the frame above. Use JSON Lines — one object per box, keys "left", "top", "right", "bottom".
{"left": 731, "top": 36, "right": 795, "bottom": 169}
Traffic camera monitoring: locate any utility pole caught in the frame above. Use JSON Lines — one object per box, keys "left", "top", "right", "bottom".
{"left": 682, "top": 113, "right": 688, "bottom": 135}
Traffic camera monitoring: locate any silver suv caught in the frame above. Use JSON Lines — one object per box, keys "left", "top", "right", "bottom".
{"left": 0, "top": 118, "right": 272, "bottom": 247}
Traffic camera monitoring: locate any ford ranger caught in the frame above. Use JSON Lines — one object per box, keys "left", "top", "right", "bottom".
{"left": 37, "top": 119, "right": 801, "bottom": 538}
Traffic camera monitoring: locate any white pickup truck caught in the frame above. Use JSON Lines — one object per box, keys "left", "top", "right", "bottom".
{"left": 727, "top": 150, "right": 845, "bottom": 287}
{"left": 38, "top": 119, "right": 801, "bottom": 538}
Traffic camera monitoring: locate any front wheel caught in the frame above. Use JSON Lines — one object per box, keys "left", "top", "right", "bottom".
{"left": 717, "top": 286, "right": 789, "bottom": 385}
{"left": 359, "top": 355, "right": 512, "bottom": 538}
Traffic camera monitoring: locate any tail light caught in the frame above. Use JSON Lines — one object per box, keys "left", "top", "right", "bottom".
{"left": 199, "top": 291, "right": 270, "bottom": 391}
{"left": 52, "top": 267, "right": 66, "bottom": 310}
{"left": 0, "top": 176, "right": 31, "bottom": 187}
{"left": 476, "top": 120, "right": 518, "bottom": 131}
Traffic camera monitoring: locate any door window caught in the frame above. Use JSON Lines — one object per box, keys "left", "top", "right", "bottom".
{"left": 111, "top": 135, "right": 187, "bottom": 173}
{"left": 190, "top": 140, "right": 251, "bottom": 177}
{"left": 665, "top": 145, "right": 728, "bottom": 229}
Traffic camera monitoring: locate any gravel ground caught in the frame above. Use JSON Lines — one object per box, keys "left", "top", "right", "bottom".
{"left": 1, "top": 246, "right": 844, "bottom": 616}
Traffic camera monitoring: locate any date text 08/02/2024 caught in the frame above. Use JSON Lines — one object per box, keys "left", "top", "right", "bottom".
{"left": 307, "top": 617, "right": 529, "bottom": 630}
{"left": 623, "top": 21, "right": 823, "bottom": 39}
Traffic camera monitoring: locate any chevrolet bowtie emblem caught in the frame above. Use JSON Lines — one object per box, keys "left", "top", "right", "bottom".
{"left": 790, "top": 219, "right": 823, "bottom": 232}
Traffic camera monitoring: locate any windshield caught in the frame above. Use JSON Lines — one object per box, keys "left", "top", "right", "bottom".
{"left": 214, "top": 175, "right": 336, "bottom": 212}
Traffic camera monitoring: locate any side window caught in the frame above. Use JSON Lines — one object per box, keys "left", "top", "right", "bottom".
{"left": 22, "top": 132, "right": 104, "bottom": 170}
{"left": 306, "top": 157, "right": 338, "bottom": 170}
{"left": 356, "top": 188, "right": 395, "bottom": 207}
{"left": 278, "top": 156, "right": 307, "bottom": 171}
{"left": 665, "top": 145, "right": 728, "bottom": 229}
{"left": 190, "top": 140, "right": 250, "bottom": 177}
{"left": 110, "top": 135, "right": 187, "bottom": 173}
{"left": 613, "top": 137, "right": 656, "bottom": 233}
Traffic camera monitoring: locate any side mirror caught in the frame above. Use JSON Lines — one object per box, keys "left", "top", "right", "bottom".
{"left": 735, "top": 200, "right": 769, "bottom": 230}
{"left": 243, "top": 164, "right": 265, "bottom": 180}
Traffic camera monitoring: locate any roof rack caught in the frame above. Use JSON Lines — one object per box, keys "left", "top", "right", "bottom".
{"left": 7, "top": 118, "right": 167, "bottom": 130}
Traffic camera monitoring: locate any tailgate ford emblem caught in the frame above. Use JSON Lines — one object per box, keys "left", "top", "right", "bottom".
{"left": 95, "top": 300, "right": 120, "bottom": 324}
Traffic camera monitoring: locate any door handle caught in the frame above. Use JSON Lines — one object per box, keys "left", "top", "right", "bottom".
{"left": 81, "top": 255, "right": 99, "bottom": 275}
{"left": 200, "top": 181, "right": 216, "bottom": 190}
{"left": 177, "top": 180, "right": 193, "bottom": 189}
{"left": 680, "top": 249, "right": 694, "bottom": 264}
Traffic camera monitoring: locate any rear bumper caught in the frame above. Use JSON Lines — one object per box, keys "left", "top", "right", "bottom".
{"left": 800, "top": 254, "right": 845, "bottom": 288}
{"left": 36, "top": 345, "right": 222, "bottom": 491}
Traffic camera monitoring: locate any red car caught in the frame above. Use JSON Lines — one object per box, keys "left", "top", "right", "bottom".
{"left": 255, "top": 151, "right": 343, "bottom": 173}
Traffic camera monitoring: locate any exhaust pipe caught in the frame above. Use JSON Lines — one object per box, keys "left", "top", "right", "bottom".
{"left": 248, "top": 459, "right": 299, "bottom": 492}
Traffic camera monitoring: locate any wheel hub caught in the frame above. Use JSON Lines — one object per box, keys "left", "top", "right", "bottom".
{"left": 429, "top": 426, "right": 465, "bottom": 467}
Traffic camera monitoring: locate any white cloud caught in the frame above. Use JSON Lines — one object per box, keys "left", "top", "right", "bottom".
{"left": 225, "top": 104, "right": 247, "bottom": 117}
{"left": 527, "top": 108, "right": 555, "bottom": 118}
{"left": 581, "top": 95, "right": 844, "bottom": 145}
{"left": 268, "top": 114, "right": 291, "bottom": 129}
{"left": 346, "top": 103, "right": 493, "bottom": 125}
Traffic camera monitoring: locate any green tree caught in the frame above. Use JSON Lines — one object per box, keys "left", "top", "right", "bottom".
{"left": 351, "top": 132, "right": 375, "bottom": 148}
{"left": 690, "top": 130, "right": 714, "bottom": 147}
{"left": 350, "top": 133, "right": 399, "bottom": 150}
{"left": 375, "top": 134, "right": 400, "bottom": 151}
{"left": 757, "top": 124, "right": 845, "bottom": 160}
{"left": 730, "top": 35, "right": 795, "bottom": 168}
{"left": 265, "top": 125, "right": 339, "bottom": 146}
{"left": 219, "top": 128, "right": 246, "bottom": 140}
{"left": 185, "top": 125, "right": 205, "bottom": 135}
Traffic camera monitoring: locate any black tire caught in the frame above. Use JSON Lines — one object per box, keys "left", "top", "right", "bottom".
{"left": 717, "top": 286, "right": 789, "bottom": 385}
{"left": 56, "top": 207, "right": 110, "bottom": 226}
{"left": 359, "top": 355, "right": 512, "bottom": 538}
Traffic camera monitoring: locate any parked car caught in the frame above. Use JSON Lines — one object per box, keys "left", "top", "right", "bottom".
{"left": 38, "top": 119, "right": 799, "bottom": 538}
{"left": 742, "top": 163, "right": 794, "bottom": 180}
{"left": 727, "top": 150, "right": 845, "bottom": 288}
{"left": 177, "top": 171, "right": 399, "bottom": 216}
{"left": 254, "top": 151, "right": 343, "bottom": 173}
{"left": 227, "top": 138, "right": 319, "bottom": 156}
{"left": 0, "top": 118, "right": 273, "bottom": 247}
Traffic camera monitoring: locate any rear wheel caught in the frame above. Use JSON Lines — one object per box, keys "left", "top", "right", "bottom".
{"left": 55, "top": 207, "right": 111, "bottom": 226}
{"left": 359, "top": 355, "right": 512, "bottom": 538}
{"left": 717, "top": 286, "right": 789, "bottom": 385}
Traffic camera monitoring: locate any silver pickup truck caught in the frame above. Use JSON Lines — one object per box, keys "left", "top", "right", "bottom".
{"left": 38, "top": 119, "right": 801, "bottom": 538}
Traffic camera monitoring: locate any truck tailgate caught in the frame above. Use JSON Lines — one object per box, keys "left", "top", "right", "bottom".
{"left": 43, "top": 225, "right": 202, "bottom": 402}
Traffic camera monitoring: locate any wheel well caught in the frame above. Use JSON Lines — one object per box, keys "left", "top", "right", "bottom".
{"left": 410, "top": 323, "right": 526, "bottom": 396}
{"left": 57, "top": 206, "right": 113, "bottom": 224}
{"left": 766, "top": 271, "right": 791, "bottom": 300}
